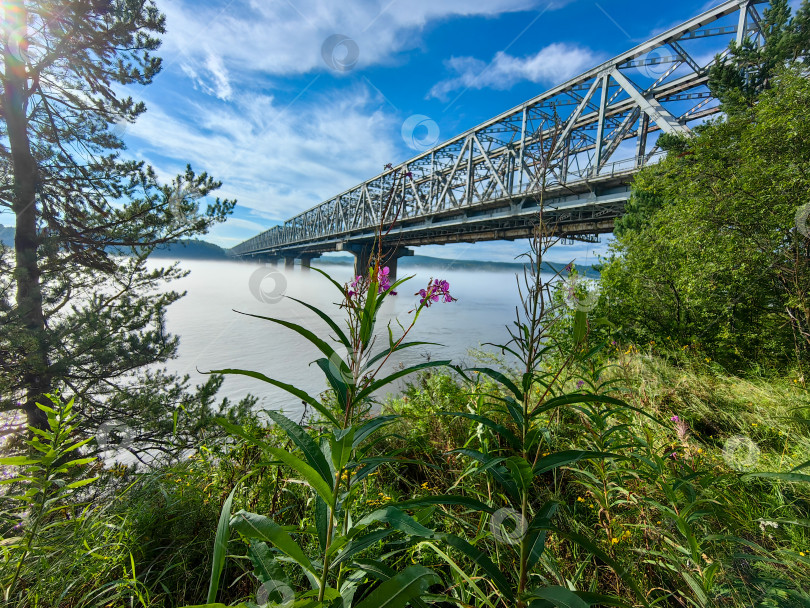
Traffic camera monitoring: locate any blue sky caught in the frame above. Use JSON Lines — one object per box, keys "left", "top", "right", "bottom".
{"left": 11, "top": 0, "right": 800, "bottom": 264}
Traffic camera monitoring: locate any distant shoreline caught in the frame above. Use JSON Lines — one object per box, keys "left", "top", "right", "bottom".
{"left": 0, "top": 227, "right": 599, "bottom": 276}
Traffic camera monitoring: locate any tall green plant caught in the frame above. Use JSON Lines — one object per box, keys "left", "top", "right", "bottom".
{"left": 189, "top": 259, "right": 457, "bottom": 607}
{"left": 0, "top": 394, "right": 99, "bottom": 601}
{"left": 391, "top": 227, "right": 648, "bottom": 607}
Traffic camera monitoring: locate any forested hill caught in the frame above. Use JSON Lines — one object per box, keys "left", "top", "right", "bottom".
{"left": 0, "top": 225, "right": 14, "bottom": 247}
{"left": 148, "top": 239, "right": 228, "bottom": 259}
{"left": 316, "top": 254, "right": 599, "bottom": 277}
{"left": 0, "top": 226, "right": 597, "bottom": 273}
{"left": 0, "top": 226, "right": 228, "bottom": 260}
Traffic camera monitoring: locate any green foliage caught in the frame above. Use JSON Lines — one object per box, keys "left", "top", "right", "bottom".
{"left": 708, "top": 0, "right": 810, "bottom": 112}
{"left": 0, "top": 394, "right": 99, "bottom": 600}
{"left": 192, "top": 265, "right": 454, "bottom": 607}
{"left": 4, "top": 348, "right": 810, "bottom": 607}
{"left": 599, "top": 68, "right": 810, "bottom": 371}
{"left": 0, "top": 0, "right": 243, "bottom": 456}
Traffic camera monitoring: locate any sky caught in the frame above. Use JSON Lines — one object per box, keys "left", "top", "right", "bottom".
{"left": 8, "top": 0, "right": 802, "bottom": 265}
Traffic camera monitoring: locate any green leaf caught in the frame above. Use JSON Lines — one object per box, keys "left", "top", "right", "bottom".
{"left": 62, "top": 437, "right": 94, "bottom": 454}
{"left": 531, "top": 394, "right": 644, "bottom": 419}
{"left": 330, "top": 427, "right": 355, "bottom": 472}
{"left": 62, "top": 457, "right": 97, "bottom": 467}
{"left": 332, "top": 529, "right": 394, "bottom": 567}
{"left": 355, "top": 360, "right": 451, "bottom": 402}
{"left": 680, "top": 571, "right": 707, "bottom": 606}
{"left": 438, "top": 534, "right": 514, "bottom": 601}
{"left": 546, "top": 529, "right": 651, "bottom": 607}
{"left": 206, "top": 485, "right": 237, "bottom": 604}
{"left": 215, "top": 418, "right": 268, "bottom": 448}
{"left": 527, "top": 502, "right": 559, "bottom": 570}
{"left": 351, "top": 507, "right": 435, "bottom": 538}
{"left": 340, "top": 568, "right": 370, "bottom": 608}
{"left": 450, "top": 448, "right": 519, "bottom": 500}
{"left": 0, "top": 456, "right": 37, "bottom": 466}
{"left": 234, "top": 311, "right": 341, "bottom": 363}
{"left": 65, "top": 476, "right": 99, "bottom": 489}
{"left": 438, "top": 412, "right": 521, "bottom": 450}
{"left": 247, "top": 540, "right": 288, "bottom": 585}
{"left": 315, "top": 357, "right": 351, "bottom": 412}
{"left": 573, "top": 310, "right": 588, "bottom": 344}
{"left": 504, "top": 398, "right": 526, "bottom": 432}
{"left": 353, "top": 416, "right": 398, "bottom": 449}
{"left": 529, "top": 588, "right": 633, "bottom": 607}
{"left": 264, "top": 446, "right": 334, "bottom": 504}
{"left": 393, "top": 495, "right": 496, "bottom": 514}
{"left": 178, "top": 604, "right": 249, "bottom": 608}
{"left": 230, "top": 511, "right": 316, "bottom": 578}
{"left": 743, "top": 471, "right": 810, "bottom": 484}
{"left": 363, "top": 342, "right": 442, "bottom": 371}
{"left": 529, "top": 586, "right": 589, "bottom": 608}
{"left": 263, "top": 410, "right": 332, "bottom": 485}
{"left": 310, "top": 266, "right": 349, "bottom": 296}
{"left": 465, "top": 367, "right": 523, "bottom": 401}
{"left": 210, "top": 369, "right": 339, "bottom": 426}
{"left": 573, "top": 592, "right": 634, "bottom": 607}
{"left": 353, "top": 565, "right": 440, "bottom": 608}
{"left": 533, "top": 451, "right": 619, "bottom": 476}
{"left": 286, "top": 295, "right": 352, "bottom": 350}
{"left": 505, "top": 456, "right": 534, "bottom": 492}
{"left": 315, "top": 496, "right": 329, "bottom": 551}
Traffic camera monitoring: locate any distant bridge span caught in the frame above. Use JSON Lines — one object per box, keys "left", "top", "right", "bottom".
{"left": 229, "top": 0, "right": 768, "bottom": 275}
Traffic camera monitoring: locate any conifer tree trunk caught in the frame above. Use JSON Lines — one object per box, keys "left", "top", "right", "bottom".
{"left": 2, "top": 0, "right": 49, "bottom": 429}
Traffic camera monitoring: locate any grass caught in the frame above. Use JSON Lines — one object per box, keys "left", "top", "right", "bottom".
{"left": 1, "top": 347, "right": 808, "bottom": 607}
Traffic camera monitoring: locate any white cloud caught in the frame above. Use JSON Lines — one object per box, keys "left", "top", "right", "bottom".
{"left": 159, "top": 0, "right": 568, "bottom": 89}
{"left": 126, "top": 83, "right": 400, "bottom": 226}
{"left": 179, "top": 51, "right": 233, "bottom": 100}
{"left": 123, "top": 0, "right": 582, "bottom": 250}
{"left": 204, "top": 52, "right": 233, "bottom": 100}
{"left": 429, "top": 43, "right": 600, "bottom": 100}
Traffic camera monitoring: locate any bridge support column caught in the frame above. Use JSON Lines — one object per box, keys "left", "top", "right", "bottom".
{"left": 300, "top": 254, "right": 321, "bottom": 272}
{"left": 380, "top": 247, "right": 413, "bottom": 282}
{"left": 284, "top": 257, "right": 295, "bottom": 271}
{"left": 341, "top": 244, "right": 414, "bottom": 282}
{"left": 352, "top": 246, "right": 374, "bottom": 278}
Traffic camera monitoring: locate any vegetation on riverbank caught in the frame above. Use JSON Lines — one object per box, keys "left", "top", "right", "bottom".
{"left": 2, "top": 345, "right": 808, "bottom": 607}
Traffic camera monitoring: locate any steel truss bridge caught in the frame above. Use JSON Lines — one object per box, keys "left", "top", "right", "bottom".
{"left": 229, "top": 0, "right": 768, "bottom": 275}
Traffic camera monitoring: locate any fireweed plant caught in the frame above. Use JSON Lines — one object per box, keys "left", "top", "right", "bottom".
{"left": 385, "top": 222, "right": 657, "bottom": 608}
{"left": 192, "top": 255, "right": 459, "bottom": 607}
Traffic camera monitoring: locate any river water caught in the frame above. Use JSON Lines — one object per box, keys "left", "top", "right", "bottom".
{"left": 159, "top": 259, "right": 544, "bottom": 420}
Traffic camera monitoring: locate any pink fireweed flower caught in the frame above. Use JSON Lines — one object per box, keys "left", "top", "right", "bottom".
{"left": 671, "top": 415, "right": 680, "bottom": 422}
{"left": 378, "top": 266, "right": 396, "bottom": 295}
{"left": 348, "top": 275, "right": 365, "bottom": 298}
{"left": 417, "top": 279, "right": 456, "bottom": 307}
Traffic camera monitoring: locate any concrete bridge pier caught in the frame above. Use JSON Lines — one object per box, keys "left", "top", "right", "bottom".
{"left": 255, "top": 254, "right": 278, "bottom": 266}
{"left": 380, "top": 247, "right": 413, "bottom": 283}
{"left": 346, "top": 245, "right": 413, "bottom": 282}
{"left": 300, "top": 253, "right": 321, "bottom": 272}
{"left": 351, "top": 245, "right": 374, "bottom": 279}
{"left": 284, "top": 257, "right": 295, "bottom": 271}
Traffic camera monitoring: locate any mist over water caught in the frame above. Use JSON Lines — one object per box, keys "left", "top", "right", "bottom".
{"left": 158, "top": 259, "right": 550, "bottom": 421}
